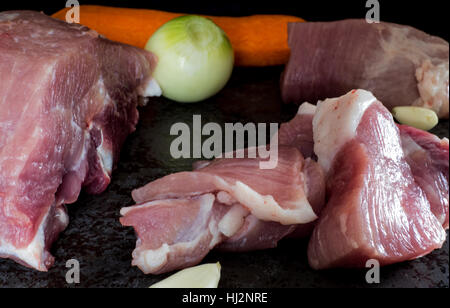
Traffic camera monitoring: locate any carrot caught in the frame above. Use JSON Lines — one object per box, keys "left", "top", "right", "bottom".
{"left": 52, "top": 5, "right": 304, "bottom": 67}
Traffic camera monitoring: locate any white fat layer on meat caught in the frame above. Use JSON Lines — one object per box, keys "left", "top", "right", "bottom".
{"left": 96, "top": 128, "right": 113, "bottom": 176}
{"left": 133, "top": 218, "right": 221, "bottom": 274}
{"left": 297, "top": 102, "right": 317, "bottom": 115}
{"left": 218, "top": 204, "right": 249, "bottom": 237}
{"left": 414, "top": 60, "right": 449, "bottom": 118}
{"left": 123, "top": 165, "right": 318, "bottom": 272}
{"left": 120, "top": 197, "right": 171, "bottom": 215}
{"left": 0, "top": 205, "right": 68, "bottom": 271}
{"left": 401, "top": 134, "right": 423, "bottom": 156}
{"left": 84, "top": 78, "right": 112, "bottom": 178}
{"left": 131, "top": 194, "right": 223, "bottom": 273}
{"left": 313, "top": 89, "right": 377, "bottom": 173}
{"left": 134, "top": 243, "right": 170, "bottom": 271}
{"left": 216, "top": 191, "right": 235, "bottom": 205}
{"left": 140, "top": 78, "right": 162, "bottom": 97}
{"left": 125, "top": 173, "right": 318, "bottom": 225}
{"left": 69, "top": 130, "right": 89, "bottom": 171}
{"left": 216, "top": 178, "right": 317, "bottom": 225}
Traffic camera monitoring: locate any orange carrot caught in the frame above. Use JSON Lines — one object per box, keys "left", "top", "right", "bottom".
{"left": 52, "top": 5, "right": 304, "bottom": 66}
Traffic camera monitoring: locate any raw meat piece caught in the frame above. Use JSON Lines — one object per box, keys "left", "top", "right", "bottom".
{"left": 307, "top": 89, "right": 447, "bottom": 269}
{"left": 120, "top": 194, "right": 228, "bottom": 275}
{"left": 131, "top": 147, "right": 322, "bottom": 225}
{"left": 280, "top": 102, "right": 449, "bottom": 232}
{"left": 278, "top": 102, "right": 317, "bottom": 159}
{"left": 0, "top": 11, "right": 159, "bottom": 270}
{"left": 120, "top": 146, "right": 325, "bottom": 274}
{"left": 281, "top": 20, "right": 449, "bottom": 118}
{"left": 275, "top": 102, "right": 324, "bottom": 239}
{"left": 216, "top": 215, "right": 297, "bottom": 252}
{"left": 399, "top": 125, "right": 449, "bottom": 229}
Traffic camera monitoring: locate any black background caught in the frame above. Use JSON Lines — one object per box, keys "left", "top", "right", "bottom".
{"left": 1, "top": 0, "right": 448, "bottom": 40}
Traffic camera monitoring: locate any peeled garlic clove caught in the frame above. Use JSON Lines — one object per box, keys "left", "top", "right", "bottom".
{"left": 392, "top": 106, "right": 439, "bottom": 131}
{"left": 149, "top": 263, "right": 221, "bottom": 288}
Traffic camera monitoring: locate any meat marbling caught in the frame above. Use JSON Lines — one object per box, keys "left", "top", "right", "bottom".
{"left": 0, "top": 11, "right": 159, "bottom": 270}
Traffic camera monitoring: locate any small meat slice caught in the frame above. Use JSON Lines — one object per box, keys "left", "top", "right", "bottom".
{"left": 399, "top": 125, "right": 449, "bottom": 229}
{"left": 120, "top": 146, "right": 326, "bottom": 274}
{"left": 0, "top": 11, "right": 158, "bottom": 270}
{"left": 308, "top": 90, "right": 447, "bottom": 269}
{"left": 281, "top": 20, "right": 449, "bottom": 118}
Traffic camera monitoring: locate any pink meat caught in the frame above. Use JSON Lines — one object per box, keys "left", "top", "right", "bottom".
{"left": 281, "top": 20, "right": 449, "bottom": 118}
{"left": 399, "top": 125, "right": 449, "bottom": 229}
{"left": 217, "top": 215, "right": 297, "bottom": 252}
{"left": 279, "top": 101, "right": 450, "bottom": 237}
{"left": 278, "top": 102, "right": 317, "bottom": 159}
{"left": 120, "top": 195, "right": 229, "bottom": 274}
{"left": 0, "top": 11, "right": 158, "bottom": 270}
{"left": 120, "top": 146, "right": 325, "bottom": 274}
{"left": 307, "top": 90, "right": 447, "bottom": 269}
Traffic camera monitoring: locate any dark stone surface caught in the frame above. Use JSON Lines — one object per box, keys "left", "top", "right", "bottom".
{"left": 0, "top": 66, "right": 448, "bottom": 288}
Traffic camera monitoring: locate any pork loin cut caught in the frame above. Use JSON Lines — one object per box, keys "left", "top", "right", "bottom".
{"left": 120, "top": 146, "right": 325, "bottom": 274}
{"left": 281, "top": 20, "right": 449, "bottom": 118}
{"left": 0, "top": 11, "right": 159, "bottom": 270}
{"left": 307, "top": 90, "right": 447, "bottom": 269}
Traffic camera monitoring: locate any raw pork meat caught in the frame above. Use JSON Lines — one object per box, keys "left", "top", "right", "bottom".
{"left": 281, "top": 101, "right": 449, "bottom": 231}
{"left": 307, "top": 90, "right": 447, "bottom": 269}
{"left": 278, "top": 102, "right": 317, "bottom": 159}
{"left": 281, "top": 20, "right": 449, "bottom": 118}
{"left": 120, "top": 146, "right": 325, "bottom": 274}
{"left": 0, "top": 11, "right": 159, "bottom": 270}
{"left": 399, "top": 125, "right": 449, "bottom": 229}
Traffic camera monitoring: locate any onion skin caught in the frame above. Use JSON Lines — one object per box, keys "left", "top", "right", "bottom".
{"left": 146, "top": 15, "right": 234, "bottom": 103}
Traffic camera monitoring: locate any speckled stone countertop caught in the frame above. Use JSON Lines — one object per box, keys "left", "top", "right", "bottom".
{"left": 0, "top": 66, "right": 448, "bottom": 288}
